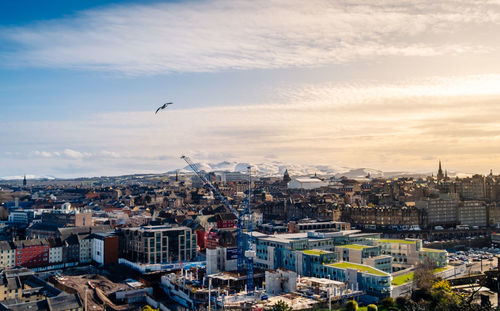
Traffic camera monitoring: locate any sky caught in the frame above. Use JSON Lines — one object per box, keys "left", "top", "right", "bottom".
{"left": 1, "top": 0, "right": 500, "bottom": 178}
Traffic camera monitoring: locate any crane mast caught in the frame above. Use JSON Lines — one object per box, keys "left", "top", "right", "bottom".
{"left": 181, "top": 155, "right": 247, "bottom": 273}
{"left": 245, "top": 166, "right": 255, "bottom": 293}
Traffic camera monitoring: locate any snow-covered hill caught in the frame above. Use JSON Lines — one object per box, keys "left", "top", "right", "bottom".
{"left": 180, "top": 161, "right": 384, "bottom": 177}
{"left": 0, "top": 174, "right": 56, "bottom": 181}
{"left": 178, "top": 161, "right": 438, "bottom": 178}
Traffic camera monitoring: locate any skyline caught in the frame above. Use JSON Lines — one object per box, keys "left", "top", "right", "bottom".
{"left": 2, "top": 0, "right": 500, "bottom": 178}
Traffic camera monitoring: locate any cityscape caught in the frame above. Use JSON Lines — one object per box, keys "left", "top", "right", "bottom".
{"left": 2, "top": 1, "right": 500, "bottom": 311}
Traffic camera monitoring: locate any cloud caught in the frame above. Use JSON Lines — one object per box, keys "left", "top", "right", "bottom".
{"left": 1, "top": 0, "right": 498, "bottom": 74}
{"left": 99, "top": 150, "right": 121, "bottom": 159}
{"left": 62, "top": 149, "right": 91, "bottom": 159}
{"left": 34, "top": 151, "right": 60, "bottom": 158}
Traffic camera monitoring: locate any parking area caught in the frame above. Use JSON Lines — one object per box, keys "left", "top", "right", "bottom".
{"left": 448, "top": 247, "right": 500, "bottom": 274}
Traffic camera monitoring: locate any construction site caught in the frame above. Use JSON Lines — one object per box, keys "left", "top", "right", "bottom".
{"left": 50, "top": 265, "right": 153, "bottom": 311}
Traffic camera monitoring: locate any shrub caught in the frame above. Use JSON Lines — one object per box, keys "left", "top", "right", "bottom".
{"left": 344, "top": 300, "right": 358, "bottom": 311}
{"left": 367, "top": 304, "right": 378, "bottom": 311}
{"left": 271, "top": 300, "right": 293, "bottom": 311}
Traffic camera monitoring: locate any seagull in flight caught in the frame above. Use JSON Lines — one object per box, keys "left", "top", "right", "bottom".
{"left": 155, "top": 102, "right": 173, "bottom": 114}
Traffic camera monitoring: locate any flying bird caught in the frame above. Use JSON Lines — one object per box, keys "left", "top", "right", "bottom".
{"left": 155, "top": 102, "right": 173, "bottom": 114}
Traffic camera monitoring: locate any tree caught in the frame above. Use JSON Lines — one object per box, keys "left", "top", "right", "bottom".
{"left": 413, "top": 258, "right": 438, "bottom": 290}
{"left": 272, "top": 300, "right": 293, "bottom": 311}
{"left": 380, "top": 297, "right": 395, "bottom": 309}
{"left": 395, "top": 296, "right": 410, "bottom": 311}
{"left": 367, "top": 304, "right": 378, "bottom": 311}
{"left": 429, "top": 280, "right": 461, "bottom": 311}
{"left": 344, "top": 300, "right": 358, "bottom": 311}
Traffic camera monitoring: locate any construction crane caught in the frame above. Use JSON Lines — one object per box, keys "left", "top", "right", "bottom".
{"left": 244, "top": 165, "right": 255, "bottom": 294}
{"left": 181, "top": 156, "right": 255, "bottom": 293}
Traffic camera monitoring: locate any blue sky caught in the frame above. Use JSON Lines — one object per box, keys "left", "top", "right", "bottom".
{"left": 1, "top": 0, "right": 500, "bottom": 178}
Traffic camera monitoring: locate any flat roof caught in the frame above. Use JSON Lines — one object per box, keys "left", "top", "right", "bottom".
{"left": 299, "top": 276, "right": 345, "bottom": 286}
{"left": 378, "top": 239, "right": 416, "bottom": 244}
{"left": 125, "top": 225, "right": 190, "bottom": 232}
{"left": 336, "top": 244, "right": 373, "bottom": 250}
{"left": 254, "top": 232, "right": 309, "bottom": 244}
{"left": 392, "top": 266, "right": 450, "bottom": 286}
{"left": 422, "top": 248, "right": 446, "bottom": 253}
{"left": 328, "top": 262, "right": 388, "bottom": 276}
{"left": 301, "top": 249, "right": 330, "bottom": 256}
{"left": 392, "top": 272, "right": 414, "bottom": 286}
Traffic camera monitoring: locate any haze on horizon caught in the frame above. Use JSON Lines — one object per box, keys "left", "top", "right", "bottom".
{"left": 1, "top": 0, "right": 500, "bottom": 178}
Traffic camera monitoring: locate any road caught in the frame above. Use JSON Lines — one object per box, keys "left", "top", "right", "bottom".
{"left": 465, "top": 257, "right": 498, "bottom": 275}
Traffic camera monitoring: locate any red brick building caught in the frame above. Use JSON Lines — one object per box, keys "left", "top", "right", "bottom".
{"left": 205, "top": 229, "right": 237, "bottom": 249}
{"left": 214, "top": 213, "right": 237, "bottom": 229}
{"left": 14, "top": 239, "right": 50, "bottom": 268}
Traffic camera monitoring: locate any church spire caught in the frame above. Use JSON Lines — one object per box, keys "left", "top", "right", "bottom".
{"left": 283, "top": 169, "right": 291, "bottom": 184}
{"left": 437, "top": 160, "right": 444, "bottom": 180}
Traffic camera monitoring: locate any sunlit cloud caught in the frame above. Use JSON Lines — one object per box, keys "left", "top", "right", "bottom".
{"left": 1, "top": 0, "right": 498, "bottom": 74}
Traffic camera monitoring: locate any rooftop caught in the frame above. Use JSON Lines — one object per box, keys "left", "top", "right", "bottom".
{"left": 422, "top": 248, "right": 446, "bottom": 253}
{"left": 378, "top": 239, "right": 416, "bottom": 244}
{"left": 328, "top": 262, "right": 388, "bottom": 276}
{"left": 293, "top": 178, "right": 326, "bottom": 183}
{"left": 336, "top": 244, "right": 373, "bottom": 250}
{"left": 47, "top": 293, "right": 83, "bottom": 311}
{"left": 392, "top": 272, "right": 414, "bottom": 286}
{"left": 302, "top": 249, "right": 329, "bottom": 256}
{"left": 392, "top": 266, "right": 451, "bottom": 286}
{"left": 125, "top": 225, "right": 190, "bottom": 232}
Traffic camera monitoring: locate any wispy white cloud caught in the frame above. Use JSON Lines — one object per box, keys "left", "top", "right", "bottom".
{"left": 62, "top": 149, "right": 91, "bottom": 159}
{"left": 34, "top": 151, "right": 60, "bottom": 158}
{"left": 33, "top": 149, "right": 92, "bottom": 159}
{"left": 1, "top": 0, "right": 498, "bottom": 74}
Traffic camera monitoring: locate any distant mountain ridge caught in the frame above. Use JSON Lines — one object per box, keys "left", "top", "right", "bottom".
{"left": 180, "top": 161, "right": 426, "bottom": 178}
{"left": 0, "top": 174, "right": 56, "bottom": 181}
{"left": 1, "top": 161, "right": 468, "bottom": 181}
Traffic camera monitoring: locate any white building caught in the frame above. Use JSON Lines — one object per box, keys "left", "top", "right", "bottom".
{"left": 92, "top": 236, "right": 105, "bottom": 265}
{"left": 79, "top": 235, "right": 93, "bottom": 264}
{"left": 288, "top": 178, "right": 328, "bottom": 190}
{"left": 241, "top": 211, "right": 264, "bottom": 229}
{"left": 206, "top": 247, "right": 238, "bottom": 275}
{"left": 0, "top": 241, "right": 15, "bottom": 269}
{"left": 8, "top": 211, "right": 29, "bottom": 224}
{"left": 220, "top": 171, "right": 248, "bottom": 183}
{"left": 49, "top": 244, "right": 63, "bottom": 264}
{"left": 265, "top": 269, "right": 297, "bottom": 295}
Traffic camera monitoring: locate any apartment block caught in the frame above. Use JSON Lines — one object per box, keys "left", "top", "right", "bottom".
{"left": 121, "top": 225, "right": 197, "bottom": 264}
{"left": 458, "top": 201, "right": 487, "bottom": 227}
